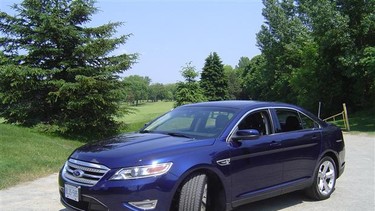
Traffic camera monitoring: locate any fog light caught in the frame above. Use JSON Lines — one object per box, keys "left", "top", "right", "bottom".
{"left": 128, "top": 199, "right": 158, "bottom": 210}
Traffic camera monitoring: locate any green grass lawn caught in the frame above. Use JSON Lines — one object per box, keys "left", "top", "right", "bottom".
{"left": 327, "top": 108, "right": 375, "bottom": 135}
{"left": 0, "top": 123, "right": 83, "bottom": 189}
{"left": 0, "top": 101, "right": 174, "bottom": 189}
{"left": 119, "top": 101, "right": 174, "bottom": 132}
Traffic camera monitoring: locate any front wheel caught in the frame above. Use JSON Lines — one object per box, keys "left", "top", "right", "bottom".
{"left": 178, "top": 173, "right": 207, "bottom": 211}
{"left": 307, "top": 156, "right": 337, "bottom": 200}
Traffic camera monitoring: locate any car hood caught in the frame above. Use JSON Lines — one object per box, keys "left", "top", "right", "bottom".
{"left": 70, "top": 133, "right": 215, "bottom": 168}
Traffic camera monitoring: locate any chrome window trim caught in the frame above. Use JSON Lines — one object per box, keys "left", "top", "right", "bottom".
{"left": 272, "top": 106, "right": 322, "bottom": 131}
{"left": 226, "top": 106, "right": 322, "bottom": 143}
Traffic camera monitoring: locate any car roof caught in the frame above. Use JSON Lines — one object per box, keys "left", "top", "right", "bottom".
{"left": 180, "top": 100, "right": 295, "bottom": 110}
{"left": 180, "top": 100, "right": 326, "bottom": 126}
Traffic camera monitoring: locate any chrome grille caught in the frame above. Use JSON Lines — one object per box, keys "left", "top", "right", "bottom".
{"left": 62, "top": 158, "right": 110, "bottom": 187}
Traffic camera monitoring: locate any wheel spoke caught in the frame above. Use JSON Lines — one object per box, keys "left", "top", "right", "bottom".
{"left": 321, "top": 162, "right": 329, "bottom": 174}
{"left": 318, "top": 180, "right": 324, "bottom": 191}
{"left": 318, "top": 172, "right": 324, "bottom": 179}
{"left": 316, "top": 159, "right": 336, "bottom": 196}
{"left": 326, "top": 171, "right": 334, "bottom": 179}
{"left": 323, "top": 180, "right": 330, "bottom": 192}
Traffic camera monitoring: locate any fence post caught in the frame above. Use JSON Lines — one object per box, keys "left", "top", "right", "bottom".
{"left": 318, "top": 102, "right": 322, "bottom": 118}
{"left": 343, "top": 103, "right": 350, "bottom": 131}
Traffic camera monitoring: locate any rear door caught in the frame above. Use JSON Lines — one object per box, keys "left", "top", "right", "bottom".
{"left": 272, "top": 108, "right": 322, "bottom": 184}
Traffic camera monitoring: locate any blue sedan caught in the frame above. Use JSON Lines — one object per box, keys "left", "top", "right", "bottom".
{"left": 59, "top": 100, "right": 345, "bottom": 211}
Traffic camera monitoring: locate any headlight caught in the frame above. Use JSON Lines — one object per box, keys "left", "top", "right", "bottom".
{"left": 110, "top": 162, "right": 173, "bottom": 180}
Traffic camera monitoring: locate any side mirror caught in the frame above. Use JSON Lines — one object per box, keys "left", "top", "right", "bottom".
{"left": 232, "top": 129, "right": 260, "bottom": 142}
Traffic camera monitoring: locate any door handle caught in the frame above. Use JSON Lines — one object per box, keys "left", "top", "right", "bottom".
{"left": 269, "top": 141, "right": 281, "bottom": 147}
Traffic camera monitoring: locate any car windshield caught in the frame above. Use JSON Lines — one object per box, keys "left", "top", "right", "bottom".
{"left": 141, "top": 106, "right": 238, "bottom": 139}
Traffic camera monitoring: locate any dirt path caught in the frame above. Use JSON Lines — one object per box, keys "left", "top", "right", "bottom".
{"left": 0, "top": 133, "right": 374, "bottom": 211}
{"left": 0, "top": 173, "right": 66, "bottom": 211}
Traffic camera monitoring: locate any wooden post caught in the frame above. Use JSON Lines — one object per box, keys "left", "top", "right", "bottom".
{"left": 343, "top": 103, "right": 350, "bottom": 131}
{"left": 318, "top": 102, "right": 322, "bottom": 118}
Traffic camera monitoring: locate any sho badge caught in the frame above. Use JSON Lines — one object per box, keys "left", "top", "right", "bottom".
{"left": 217, "top": 158, "right": 231, "bottom": 166}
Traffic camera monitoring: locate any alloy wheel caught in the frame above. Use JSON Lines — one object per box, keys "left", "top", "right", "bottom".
{"left": 317, "top": 160, "right": 336, "bottom": 196}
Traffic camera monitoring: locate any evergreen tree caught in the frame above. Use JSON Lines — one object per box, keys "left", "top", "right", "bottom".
{"left": 200, "top": 52, "right": 228, "bottom": 101}
{"left": 0, "top": 0, "right": 137, "bottom": 138}
{"left": 174, "top": 63, "right": 206, "bottom": 107}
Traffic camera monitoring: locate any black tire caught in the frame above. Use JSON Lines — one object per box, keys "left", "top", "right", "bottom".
{"left": 178, "top": 173, "right": 208, "bottom": 211}
{"left": 307, "top": 156, "right": 337, "bottom": 200}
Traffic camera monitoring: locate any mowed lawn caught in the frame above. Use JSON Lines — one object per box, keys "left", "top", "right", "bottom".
{"left": 0, "top": 124, "right": 82, "bottom": 189}
{"left": 0, "top": 101, "right": 174, "bottom": 189}
{"left": 327, "top": 108, "right": 375, "bottom": 135}
{"left": 119, "top": 101, "right": 174, "bottom": 132}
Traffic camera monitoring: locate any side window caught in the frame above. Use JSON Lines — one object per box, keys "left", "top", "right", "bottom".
{"left": 300, "top": 113, "right": 320, "bottom": 129}
{"left": 275, "top": 109, "right": 302, "bottom": 132}
{"left": 238, "top": 110, "right": 272, "bottom": 135}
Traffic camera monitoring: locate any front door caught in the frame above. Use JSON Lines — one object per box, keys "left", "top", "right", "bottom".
{"left": 229, "top": 110, "right": 283, "bottom": 206}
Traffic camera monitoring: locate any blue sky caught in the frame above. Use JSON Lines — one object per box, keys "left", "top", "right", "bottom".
{"left": 1, "top": 0, "right": 265, "bottom": 84}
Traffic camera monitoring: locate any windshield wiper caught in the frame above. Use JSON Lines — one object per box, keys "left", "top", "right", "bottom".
{"left": 166, "top": 132, "right": 193, "bottom": 139}
{"left": 139, "top": 129, "right": 152, "bottom": 133}
{"left": 141, "top": 130, "right": 193, "bottom": 139}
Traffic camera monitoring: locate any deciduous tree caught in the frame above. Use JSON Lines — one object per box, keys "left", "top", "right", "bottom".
{"left": 123, "top": 75, "right": 150, "bottom": 106}
{"left": 255, "top": 0, "right": 374, "bottom": 114}
{"left": 224, "top": 65, "right": 242, "bottom": 100}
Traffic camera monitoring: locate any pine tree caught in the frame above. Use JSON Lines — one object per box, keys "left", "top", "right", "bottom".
{"left": 0, "top": 0, "right": 137, "bottom": 138}
{"left": 200, "top": 52, "right": 228, "bottom": 101}
{"left": 174, "top": 63, "right": 206, "bottom": 107}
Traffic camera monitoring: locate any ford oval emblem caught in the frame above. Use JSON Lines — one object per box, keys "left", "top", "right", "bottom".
{"left": 72, "top": 169, "right": 84, "bottom": 178}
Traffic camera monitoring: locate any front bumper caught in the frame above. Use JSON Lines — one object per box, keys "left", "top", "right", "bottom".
{"left": 59, "top": 170, "right": 177, "bottom": 211}
{"left": 60, "top": 192, "right": 108, "bottom": 211}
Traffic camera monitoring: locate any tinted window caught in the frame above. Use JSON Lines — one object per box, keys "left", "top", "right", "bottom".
{"left": 300, "top": 113, "right": 320, "bottom": 129}
{"left": 275, "top": 109, "right": 320, "bottom": 132}
{"left": 238, "top": 110, "right": 272, "bottom": 135}
{"left": 275, "top": 109, "right": 302, "bottom": 132}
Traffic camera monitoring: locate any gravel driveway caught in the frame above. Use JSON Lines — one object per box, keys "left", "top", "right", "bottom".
{"left": 0, "top": 133, "right": 374, "bottom": 211}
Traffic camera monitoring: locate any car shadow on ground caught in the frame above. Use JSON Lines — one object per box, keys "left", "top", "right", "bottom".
{"left": 234, "top": 190, "right": 312, "bottom": 211}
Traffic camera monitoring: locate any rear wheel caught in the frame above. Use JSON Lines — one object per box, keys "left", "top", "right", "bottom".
{"left": 178, "top": 173, "right": 207, "bottom": 211}
{"left": 307, "top": 156, "right": 337, "bottom": 200}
